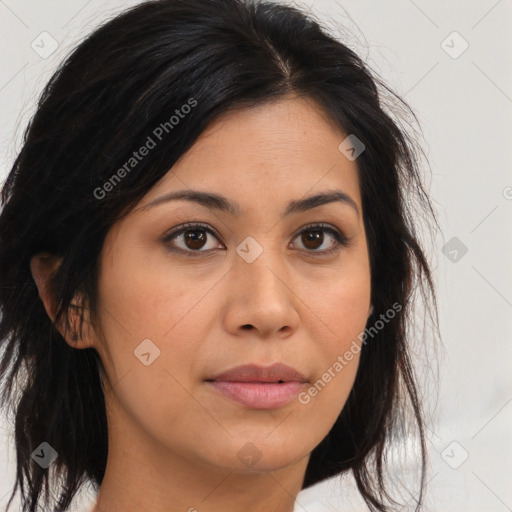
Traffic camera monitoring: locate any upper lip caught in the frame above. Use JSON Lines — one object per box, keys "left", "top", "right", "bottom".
{"left": 206, "top": 363, "right": 308, "bottom": 383}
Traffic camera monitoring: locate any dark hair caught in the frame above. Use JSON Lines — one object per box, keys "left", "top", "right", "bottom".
{"left": 0, "top": 0, "right": 439, "bottom": 510}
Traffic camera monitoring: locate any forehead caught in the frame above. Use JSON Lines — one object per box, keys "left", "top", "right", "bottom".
{"left": 140, "top": 95, "right": 362, "bottom": 215}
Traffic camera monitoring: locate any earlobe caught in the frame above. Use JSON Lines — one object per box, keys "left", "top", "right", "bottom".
{"left": 63, "top": 297, "right": 96, "bottom": 349}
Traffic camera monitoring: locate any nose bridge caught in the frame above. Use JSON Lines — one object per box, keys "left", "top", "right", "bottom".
{"left": 225, "top": 233, "right": 299, "bottom": 334}
{"left": 234, "top": 234, "right": 288, "bottom": 298}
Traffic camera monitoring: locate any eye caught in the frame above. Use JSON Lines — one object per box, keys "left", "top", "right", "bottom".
{"left": 161, "top": 222, "right": 350, "bottom": 256}
{"left": 161, "top": 222, "right": 223, "bottom": 256}
{"left": 291, "top": 223, "right": 349, "bottom": 255}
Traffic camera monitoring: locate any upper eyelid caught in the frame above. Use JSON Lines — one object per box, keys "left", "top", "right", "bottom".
{"left": 163, "top": 222, "right": 221, "bottom": 241}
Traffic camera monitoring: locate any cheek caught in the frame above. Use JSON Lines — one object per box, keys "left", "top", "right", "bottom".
{"left": 97, "top": 244, "right": 207, "bottom": 342}
{"left": 93, "top": 242, "right": 210, "bottom": 399}
{"left": 294, "top": 296, "right": 366, "bottom": 436}
{"left": 297, "top": 259, "right": 370, "bottom": 411}
{"left": 305, "top": 257, "right": 371, "bottom": 349}
{"left": 94, "top": 258, "right": 210, "bottom": 442}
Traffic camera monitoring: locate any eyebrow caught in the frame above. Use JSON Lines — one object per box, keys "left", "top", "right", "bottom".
{"left": 140, "top": 189, "right": 360, "bottom": 218}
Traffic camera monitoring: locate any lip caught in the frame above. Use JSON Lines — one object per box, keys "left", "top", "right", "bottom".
{"left": 205, "top": 363, "right": 308, "bottom": 409}
{"left": 207, "top": 362, "right": 308, "bottom": 383}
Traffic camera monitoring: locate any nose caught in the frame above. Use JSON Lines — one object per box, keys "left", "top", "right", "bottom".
{"left": 222, "top": 244, "right": 300, "bottom": 340}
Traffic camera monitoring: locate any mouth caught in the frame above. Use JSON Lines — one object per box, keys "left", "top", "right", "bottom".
{"left": 204, "top": 363, "right": 308, "bottom": 409}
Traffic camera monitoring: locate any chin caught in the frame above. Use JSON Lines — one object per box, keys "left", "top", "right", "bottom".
{"left": 210, "top": 436, "right": 310, "bottom": 474}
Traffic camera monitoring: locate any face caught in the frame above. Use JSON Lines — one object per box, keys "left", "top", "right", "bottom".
{"left": 88, "top": 95, "right": 371, "bottom": 475}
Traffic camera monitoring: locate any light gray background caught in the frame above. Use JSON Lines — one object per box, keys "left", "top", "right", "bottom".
{"left": 1, "top": 1, "right": 511, "bottom": 511}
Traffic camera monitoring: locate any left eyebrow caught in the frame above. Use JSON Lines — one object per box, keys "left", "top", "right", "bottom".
{"left": 285, "top": 190, "right": 360, "bottom": 218}
{"left": 139, "top": 189, "right": 360, "bottom": 218}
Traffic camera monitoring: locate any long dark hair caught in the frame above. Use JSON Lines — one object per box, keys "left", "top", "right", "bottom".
{"left": 0, "top": 0, "right": 439, "bottom": 510}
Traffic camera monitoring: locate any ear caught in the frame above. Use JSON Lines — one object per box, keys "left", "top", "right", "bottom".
{"left": 30, "top": 252, "right": 62, "bottom": 321}
{"left": 30, "top": 252, "right": 95, "bottom": 349}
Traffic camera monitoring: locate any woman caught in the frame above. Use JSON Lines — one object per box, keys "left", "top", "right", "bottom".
{"left": 0, "top": 0, "right": 439, "bottom": 511}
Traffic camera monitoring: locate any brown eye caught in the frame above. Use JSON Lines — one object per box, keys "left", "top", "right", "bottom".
{"left": 292, "top": 224, "right": 348, "bottom": 255}
{"left": 162, "top": 223, "right": 223, "bottom": 255}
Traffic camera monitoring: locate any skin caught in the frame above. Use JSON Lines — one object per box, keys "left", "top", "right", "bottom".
{"left": 30, "top": 94, "right": 372, "bottom": 512}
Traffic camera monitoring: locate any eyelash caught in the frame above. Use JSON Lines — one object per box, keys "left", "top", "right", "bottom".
{"left": 161, "top": 222, "right": 350, "bottom": 257}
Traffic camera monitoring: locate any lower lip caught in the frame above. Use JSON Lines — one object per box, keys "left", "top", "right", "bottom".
{"left": 206, "top": 381, "right": 306, "bottom": 409}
